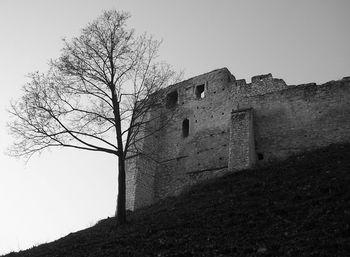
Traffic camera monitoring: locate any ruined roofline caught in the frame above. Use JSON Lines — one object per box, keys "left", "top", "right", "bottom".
{"left": 163, "top": 69, "right": 282, "bottom": 93}
{"left": 234, "top": 73, "right": 286, "bottom": 87}
{"left": 234, "top": 73, "right": 349, "bottom": 89}
{"left": 159, "top": 67, "right": 350, "bottom": 96}
{"left": 178, "top": 67, "right": 234, "bottom": 84}
{"left": 291, "top": 76, "right": 350, "bottom": 87}
{"left": 160, "top": 67, "right": 234, "bottom": 93}
{"left": 284, "top": 76, "right": 350, "bottom": 90}
{"left": 242, "top": 76, "right": 350, "bottom": 101}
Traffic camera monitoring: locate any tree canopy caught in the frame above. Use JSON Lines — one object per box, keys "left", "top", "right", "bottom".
{"left": 8, "top": 10, "right": 180, "bottom": 224}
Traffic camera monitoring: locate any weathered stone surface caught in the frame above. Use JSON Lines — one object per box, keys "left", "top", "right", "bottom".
{"left": 240, "top": 80, "right": 350, "bottom": 164}
{"left": 228, "top": 108, "right": 255, "bottom": 171}
{"left": 125, "top": 68, "right": 350, "bottom": 210}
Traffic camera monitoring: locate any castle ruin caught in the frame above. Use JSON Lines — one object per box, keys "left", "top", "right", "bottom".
{"left": 126, "top": 68, "right": 350, "bottom": 210}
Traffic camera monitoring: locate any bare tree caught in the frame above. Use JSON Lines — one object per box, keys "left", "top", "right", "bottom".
{"left": 8, "top": 10, "right": 180, "bottom": 225}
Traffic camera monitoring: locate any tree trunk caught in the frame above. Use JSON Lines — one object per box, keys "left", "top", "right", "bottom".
{"left": 110, "top": 83, "right": 126, "bottom": 225}
{"left": 116, "top": 154, "right": 126, "bottom": 224}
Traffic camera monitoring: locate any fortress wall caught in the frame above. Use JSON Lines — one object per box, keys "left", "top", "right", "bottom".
{"left": 228, "top": 108, "right": 255, "bottom": 171}
{"left": 240, "top": 79, "right": 350, "bottom": 164}
{"left": 154, "top": 68, "right": 235, "bottom": 200}
{"left": 127, "top": 67, "right": 350, "bottom": 210}
{"left": 231, "top": 75, "right": 288, "bottom": 108}
{"left": 136, "top": 70, "right": 303, "bottom": 202}
{"left": 125, "top": 108, "right": 162, "bottom": 210}
{"left": 125, "top": 157, "right": 137, "bottom": 210}
{"left": 128, "top": 70, "right": 293, "bottom": 206}
{"left": 133, "top": 154, "right": 157, "bottom": 209}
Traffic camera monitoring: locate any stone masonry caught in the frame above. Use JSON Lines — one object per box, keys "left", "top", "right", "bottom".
{"left": 126, "top": 68, "right": 350, "bottom": 210}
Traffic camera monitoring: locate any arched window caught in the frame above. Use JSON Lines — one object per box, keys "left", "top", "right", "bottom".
{"left": 182, "top": 119, "right": 189, "bottom": 138}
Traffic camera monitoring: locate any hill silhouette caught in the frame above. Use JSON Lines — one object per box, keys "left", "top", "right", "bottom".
{"left": 4, "top": 143, "right": 350, "bottom": 257}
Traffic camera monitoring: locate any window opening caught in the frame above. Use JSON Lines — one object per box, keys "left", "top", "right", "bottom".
{"left": 257, "top": 153, "right": 264, "bottom": 160}
{"left": 195, "top": 84, "right": 205, "bottom": 99}
{"left": 166, "top": 91, "right": 178, "bottom": 108}
{"left": 182, "top": 119, "right": 189, "bottom": 138}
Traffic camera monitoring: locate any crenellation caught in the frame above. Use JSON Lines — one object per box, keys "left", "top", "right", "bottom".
{"left": 235, "top": 79, "right": 247, "bottom": 87}
{"left": 125, "top": 67, "right": 350, "bottom": 211}
{"left": 251, "top": 73, "right": 273, "bottom": 83}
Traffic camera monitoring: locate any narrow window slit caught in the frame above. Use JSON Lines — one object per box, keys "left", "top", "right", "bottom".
{"left": 182, "top": 119, "right": 189, "bottom": 138}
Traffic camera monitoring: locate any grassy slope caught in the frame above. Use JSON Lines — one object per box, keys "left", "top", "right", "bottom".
{"left": 4, "top": 144, "right": 350, "bottom": 257}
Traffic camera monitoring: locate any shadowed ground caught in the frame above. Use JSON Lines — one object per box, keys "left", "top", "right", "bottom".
{"left": 4, "top": 143, "right": 350, "bottom": 256}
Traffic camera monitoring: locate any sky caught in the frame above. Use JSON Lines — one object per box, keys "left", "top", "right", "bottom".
{"left": 0, "top": 0, "right": 349, "bottom": 254}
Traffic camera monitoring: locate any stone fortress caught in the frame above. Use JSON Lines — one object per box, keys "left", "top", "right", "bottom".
{"left": 126, "top": 68, "right": 350, "bottom": 211}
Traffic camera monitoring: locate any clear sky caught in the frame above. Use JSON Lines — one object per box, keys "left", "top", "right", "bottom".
{"left": 0, "top": 0, "right": 349, "bottom": 254}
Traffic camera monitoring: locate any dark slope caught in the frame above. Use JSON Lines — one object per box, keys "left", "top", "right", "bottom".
{"left": 4, "top": 144, "right": 350, "bottom": 257}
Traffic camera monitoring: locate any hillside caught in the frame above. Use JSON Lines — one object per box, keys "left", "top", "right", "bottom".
{"left": 4, "top": 144, "right": 350, "bottom": 257}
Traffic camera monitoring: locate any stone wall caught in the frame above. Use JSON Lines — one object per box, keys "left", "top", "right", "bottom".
{"left": 240, "top": 79, "right": 350, "bottom": 164}
{"left": 125, "top": 108, "right": 162, "bottom": 210}
{"left": 228, "top": 108, "right": 255, "bottom": 171}
{"left": 125, "top": 68, "right": 350, "bottom": 211}
{"left": 154, "top": 68, "right": 234, "bottom": 201}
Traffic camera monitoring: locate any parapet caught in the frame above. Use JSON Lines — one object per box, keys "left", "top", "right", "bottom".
{"left": 232, "top": 73, "right": 288, "bottom": 101}
{"left": 235, "top": 79, "right": 247, "bottom": 87}
{"left": 251, "top": 73, "right": 273, "bottom": 83}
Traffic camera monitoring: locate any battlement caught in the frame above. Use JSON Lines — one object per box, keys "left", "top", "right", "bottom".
{"left": 160, "top": 69, "right": 291, "bottom": 110}
{"left": 126, "top": 68, "right": 350, "bottom": 210}
{"left": 251, "top": 73, "right": 273, "bottom": 83}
